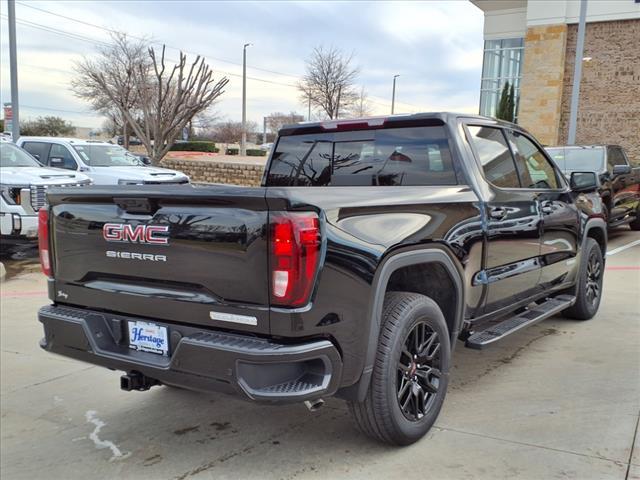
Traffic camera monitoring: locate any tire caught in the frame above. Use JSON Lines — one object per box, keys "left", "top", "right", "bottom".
{"left": 348, "top": 292, "right": 451, "bottom": 445}
{"left": 603, "top": 203, "right": 610, "bottom": 227}
{"left": 629, "top": 205, "right": 640, "bottom": 231}
{"left": 563, "top": 238, "right": 604, "bottom": 320}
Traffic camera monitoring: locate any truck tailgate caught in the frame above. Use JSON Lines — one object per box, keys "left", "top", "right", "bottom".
{"left": 47, "top": 185, "right": 270, "bottom": 334}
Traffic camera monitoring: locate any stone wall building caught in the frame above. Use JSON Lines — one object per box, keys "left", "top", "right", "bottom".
{"left": 472, "top": 0, "right": 640, "bottom": 164}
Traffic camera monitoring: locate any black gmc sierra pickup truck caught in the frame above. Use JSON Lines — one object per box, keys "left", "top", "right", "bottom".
{"left": 37, "top": 113, "right": 607, "bottom": 445}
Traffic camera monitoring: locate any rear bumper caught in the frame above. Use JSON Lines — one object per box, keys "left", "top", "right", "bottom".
{"left": 38, "top": 304, "right": 342, "bottom": 402}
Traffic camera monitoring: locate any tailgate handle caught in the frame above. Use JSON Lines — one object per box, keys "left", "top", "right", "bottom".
{"left": 115, "top": 197, "right": 158, "bottom": 215}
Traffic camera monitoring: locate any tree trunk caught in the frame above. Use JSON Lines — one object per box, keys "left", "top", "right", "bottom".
{"left": 123, "top": 122, "right": 130, "bottom": 150}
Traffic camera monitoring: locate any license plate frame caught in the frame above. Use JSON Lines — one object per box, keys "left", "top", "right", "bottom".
{"left": 128, "top": 320, "right": 169, "bottom": 356}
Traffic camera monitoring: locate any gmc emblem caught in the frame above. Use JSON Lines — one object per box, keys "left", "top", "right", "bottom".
{"left": 103, "top": 223, "right": 169, "bottom": 245}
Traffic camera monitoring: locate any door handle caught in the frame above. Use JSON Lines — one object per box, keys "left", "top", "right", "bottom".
{"left": 489, "top": 207, "right": 508, "bottom": 220}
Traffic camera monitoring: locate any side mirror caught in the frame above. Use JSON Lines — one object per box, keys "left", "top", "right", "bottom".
{"left": 570, "top": 171, "right": 598, "bottom": 192}
{"left": 32, "top": 153, "right": 40, "bottom": 160}
{"left": 49, "top": 157, "right": 64, "bottom": 167}
{"left": 140, "top": 156, "right": 151, "bottom": 166}
{"left": 612, "top": 164, "right": 631, "bottom": 175}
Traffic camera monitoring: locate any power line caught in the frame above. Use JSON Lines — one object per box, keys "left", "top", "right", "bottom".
{"left": 14, "top": 2, "right": 427, "bottom": 110}
{"left": 16, "top": 1, "right": 302, "bottom": 80}
{"left": 0, "top": 14, "right": 111, "bottom": 48}
{"left": 3, "top": 14, "right": 299, "bottom": 89}
{"left": 6, "top": 6, "right": 429, "bottom": 114}
{"left": 20, "top": 104, "right": 95, "bottom": 115}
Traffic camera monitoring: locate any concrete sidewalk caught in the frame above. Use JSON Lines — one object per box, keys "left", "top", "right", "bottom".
{"left": 1, "top": 231, "right": 638, "bottom": 480}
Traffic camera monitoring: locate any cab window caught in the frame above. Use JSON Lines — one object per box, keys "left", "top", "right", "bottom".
{"left": 507, "top": 131, "right": 560, "bottom": 189}
{"left": 21, "top": 142, "right": 50, "bottom": 163}
{"left": 467, "top": 125, "right": 520, "bottom": 188}
{"left": 48, "top": 144, "right": 77, "bottom": 170}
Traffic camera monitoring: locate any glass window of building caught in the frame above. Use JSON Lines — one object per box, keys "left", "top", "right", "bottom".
{"left": 479, "top": 38, "right": 524, "bottom": 120}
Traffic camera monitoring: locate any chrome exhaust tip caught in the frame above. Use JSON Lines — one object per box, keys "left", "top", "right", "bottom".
{"left": 304, "top": 398, "right": 325, "bottom": 412}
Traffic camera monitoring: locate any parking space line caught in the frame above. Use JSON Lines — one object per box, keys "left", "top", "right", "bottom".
{"left": 607, "top": 239, "right": 640, "bottom": 256}
{"left": 0, "top": 290, "right": 47, "bottom": 298}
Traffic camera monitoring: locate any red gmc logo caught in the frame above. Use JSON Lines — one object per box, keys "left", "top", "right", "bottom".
{"left": 103, "top": 223, "right": 169, "bottom": 245}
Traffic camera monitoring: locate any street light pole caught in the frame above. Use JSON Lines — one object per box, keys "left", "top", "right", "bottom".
{"left": 391, "top": 75, "right": 400, "bottom": 115}
{"left": 568, "top": 0, "right": 588, "bottom": 145}
{"left": 8, "top": 0, "right": 20, "bottom": 142}
{"left": 241, "top": 43, "right": 251, "bottom": 156}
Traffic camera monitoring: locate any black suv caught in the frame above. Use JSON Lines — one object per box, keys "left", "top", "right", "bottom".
{"left": 37, "top": 113, "right": 606, "bottom": 445}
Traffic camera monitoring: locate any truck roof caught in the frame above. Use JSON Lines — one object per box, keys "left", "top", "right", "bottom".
{"left": 278, "top": 112, "right": 513, "bottom": 135}
{"left": 18, "top": 137, "right": 113, "bottom": 146}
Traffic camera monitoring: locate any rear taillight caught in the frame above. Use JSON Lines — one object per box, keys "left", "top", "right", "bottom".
{"left": 38, "top": 208, "right": 52, "bottom": 277}
{"left": 270, "top": 212, "right": 321, "bottom": 307}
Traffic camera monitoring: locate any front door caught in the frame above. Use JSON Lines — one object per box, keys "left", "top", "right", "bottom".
{"left": 505, "top": 129, "right": 580, "bottom": 290}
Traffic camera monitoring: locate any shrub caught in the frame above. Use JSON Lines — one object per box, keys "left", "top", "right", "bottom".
{"left": 225, "top": 148, "right": 266, "bottom": 157}
{"left": 169, "top": 141, "right": 218, "bottom": 153}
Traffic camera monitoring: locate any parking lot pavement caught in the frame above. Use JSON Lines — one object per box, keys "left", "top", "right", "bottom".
{"left": 1, "top": 231, "right": 639, "bottom": 480}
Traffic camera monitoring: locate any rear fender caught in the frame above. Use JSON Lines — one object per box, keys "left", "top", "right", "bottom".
{"left": 344, "top": 246, "right": 464, "bottom": 402}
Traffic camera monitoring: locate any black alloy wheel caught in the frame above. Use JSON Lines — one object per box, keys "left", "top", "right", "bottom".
{"left": 397, "top": 322, "right": 442, "bottom": 421}
{"left": 585, "top": 250, "right": 602, "bottom": 307}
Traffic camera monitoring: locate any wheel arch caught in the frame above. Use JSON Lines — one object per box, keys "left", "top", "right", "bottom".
{"left": 584, "top": 218, "right": 607, "bottom": 258}
{"left": 347, "top": 246, "right": 465, "bottom": 402}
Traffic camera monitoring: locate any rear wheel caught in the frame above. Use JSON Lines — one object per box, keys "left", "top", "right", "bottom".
{"left": 563, "top": 238, "right": 604, "bottom": 320}
{"left": 348, "top": 292, "right": 450, "bottom": 445}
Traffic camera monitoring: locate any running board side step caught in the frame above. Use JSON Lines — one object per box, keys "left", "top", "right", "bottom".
{"left": 465, "top": 294, "right": 576, "bottom": 350}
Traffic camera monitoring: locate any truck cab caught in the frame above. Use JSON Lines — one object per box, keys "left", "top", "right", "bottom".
{"left": 0, "top": 140, "right": 91, "bottom": 240}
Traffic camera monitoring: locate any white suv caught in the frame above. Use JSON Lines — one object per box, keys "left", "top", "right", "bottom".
{"left": 0, "top": 140, "right": 91, "bottom": 239}
{"left": 17, "top": 137, "right": 189, "bottom": 185}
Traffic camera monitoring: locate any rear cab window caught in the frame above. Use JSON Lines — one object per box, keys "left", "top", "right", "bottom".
{"left": 265, "top": 126, "right": 458, "bottom": 186}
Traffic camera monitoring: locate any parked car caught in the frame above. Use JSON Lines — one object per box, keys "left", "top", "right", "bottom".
{"left": 17, "top": 137, "right": 189, "bottom": 185}
{"left": 116, "top": 135, "right": 143, "bottom": 146}
{"left": 0, "top": 140, "right": 90, "bottom": 240}
{"left": 36, "top": 113, "right": 606, "bottom": 446}
{"left": 546, "top": 145, "right": 640, "bottom": 229}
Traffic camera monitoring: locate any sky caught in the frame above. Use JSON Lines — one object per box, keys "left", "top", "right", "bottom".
{"left": 0, "top": 0, "right": 485, "bottom": 131}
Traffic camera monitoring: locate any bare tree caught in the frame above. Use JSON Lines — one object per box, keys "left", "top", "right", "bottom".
{"left": 72, "top": 33, "right": 148, "bottom": 149}
{"left": 266, "top": 112, "right": 304, "bottom": 135}
{"left": 350, "top": 87, "right": 373, "bottom": 118}
{"left": 73, "top": 34, "right": 229, "bottom": 164}
{"left": 298, "top": 46, "right": 359, "bottom": 120}
{"left": 210, "top": 120, "right": 256, "bottom": 150}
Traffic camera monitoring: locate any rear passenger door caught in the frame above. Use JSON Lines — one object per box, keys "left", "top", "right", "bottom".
{"left": 505, "top": 129, "right": 579, "bottom": 291}
{"left": 466, "top": 125, "right": 543, "bottom": 314}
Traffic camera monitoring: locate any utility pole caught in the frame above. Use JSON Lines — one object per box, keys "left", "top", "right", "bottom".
{"left": 8, "top": 0, "right": 20, "bottom": 142}
{"left": 568, "top": 0, "right": 588, "bottom": 145}
{"left": 307, "top": 94, "right": 311, "bottom": 121}
{"left": 335, "top": 86, "right": 342, "bottom": 120}
{"left": 263, "top": 116, "right": 267, "bottom": 145}
{"left": 391, "top": 74, "right": 400, "bottom": 115}
{"left": 241, "top": 43, "right": 251, "bottom": 156}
